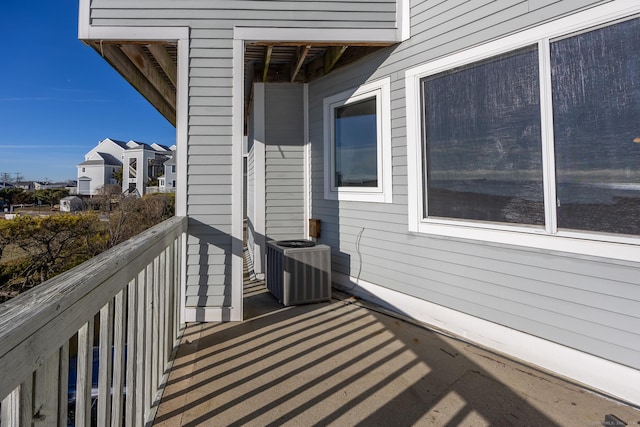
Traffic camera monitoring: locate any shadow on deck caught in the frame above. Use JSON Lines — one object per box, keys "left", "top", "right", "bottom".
{"left": 153, "top": 257, "right": 640, "bottom": 426}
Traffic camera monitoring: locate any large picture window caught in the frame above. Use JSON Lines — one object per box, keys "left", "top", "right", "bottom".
{"left": 324, "top": 78, "right": 392, "bottom": 203}
{"left": 423, "top": 46, "right": 544, "bottom": 226}
{"left": 551, "top": 18, "right": 640, "bottom": 235}
{"left": 406, "top": 7, "right": 640, "bottom": 256}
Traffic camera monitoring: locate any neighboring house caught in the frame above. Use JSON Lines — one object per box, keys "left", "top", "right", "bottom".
{"left": 14, "top": 181, "right": 35, "bottom": 191}
{"left": 34, "top": 181, "right": 76, "bottom": 190}
{"left": 77, "top": 152, "right": 122, "bottom": 196}
{"left": 158, "top": 155, "right": 177, "bottom": 192}
{"left": 77, "top": 137, "right": 175, "bottom": 196}
{"left": 122, "top": 141, "right": 172, "bottom": 194}
{"left": 78, "top": 0, "right": 640, "bottom": 406}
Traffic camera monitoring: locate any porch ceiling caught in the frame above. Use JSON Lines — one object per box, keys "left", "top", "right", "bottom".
{"left": 85, "top": 40, "right": 392, "bottom": 128}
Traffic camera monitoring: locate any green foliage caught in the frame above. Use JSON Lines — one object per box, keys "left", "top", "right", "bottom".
{"left": 112, "top": 167, "right": 123, "bottom": 185}
{"left": 12, "top": 190, "right": 35, "bottom": 205}
{"left": 0, "top": 213, "right": 107, "bottom": 301}
{"left": 0, "top": 192, "right": 174, "bottom": 303}
{"left": 107, "top": 192, "right": 175, "bottom": 247}
{"left": 0, "top": 187, "right": 23, "bottom": 205}
{"left": 34, "top": 188, "right": 70, "bottom": 206}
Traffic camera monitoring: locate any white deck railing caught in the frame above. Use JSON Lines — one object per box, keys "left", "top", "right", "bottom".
{"left": 0, "top": 216, "right": 188, "bottom": 426}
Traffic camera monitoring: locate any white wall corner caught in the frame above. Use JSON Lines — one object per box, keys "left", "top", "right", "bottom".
{"left": 77, "top": 0, "right": 91, "bottom": 40}
{"left": 397, "top": 0, "right": 411, "bottom": 41}
{"left": 232, "top": 38, "right": 245, "bottom": 321}
{"left": 253, "top": 83, "right": 267, "bottom": 274}
{"left": 303, "top": 83, "right": 311, "bottom": 238}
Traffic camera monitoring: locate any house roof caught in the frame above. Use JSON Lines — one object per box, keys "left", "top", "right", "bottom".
{"left": 81, "top": 40, "right": 393, "bottom": 127}
{"left": 78, "top": 152, "right": 122, "bottom": 166}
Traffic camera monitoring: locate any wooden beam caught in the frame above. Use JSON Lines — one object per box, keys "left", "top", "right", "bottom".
{"left": 146, "top": 44, "right": 177, "bottom": 88}
{"left": 290, "top": 45, "right": 311, "bottom": 82}
{"left": 262, "top": 45, "right": 273, "bottom": 82}
{"left": 96, "top": 43, "right": 176, "bottom": 126}
{"left": 119, "top": 44, "right": 176, "bottom": 110}
{"left": 324, "top": 46, "right": 348, "bottom": 75}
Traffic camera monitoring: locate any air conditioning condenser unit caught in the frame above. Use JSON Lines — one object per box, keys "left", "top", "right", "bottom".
{"left": 266, "top": 240, "right": 331, "bottom": 306}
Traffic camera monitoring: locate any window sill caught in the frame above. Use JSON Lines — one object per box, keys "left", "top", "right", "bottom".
{"left": 413, "top": 219, "right": 640, "bottom": 264}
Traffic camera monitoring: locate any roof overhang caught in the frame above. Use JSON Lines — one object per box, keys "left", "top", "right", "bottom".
{"left": 84, "top": 39, "right": 394, "bottom": 129}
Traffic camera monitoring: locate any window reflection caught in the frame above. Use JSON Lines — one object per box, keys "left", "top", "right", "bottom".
{"left": 334, "top": 98, "right": 378, "bottom": 187}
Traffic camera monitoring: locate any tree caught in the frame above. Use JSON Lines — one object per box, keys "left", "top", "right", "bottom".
{"left": 0, "top": 187, "right": 23, "bottom": 206}
{"left": 0, "top": 213, "right": 107, "bottom": 300}
{"left": 112, "top": 167, "right": 123, "bottom": 185}
{"left": 106, "top": 192, "right": 175, "bottom": 247}
{"left": 34, "top": 188, "right": 69, "bottom": 207}
{"left": 12, "top": 190, "right": 35, "bottom": 205}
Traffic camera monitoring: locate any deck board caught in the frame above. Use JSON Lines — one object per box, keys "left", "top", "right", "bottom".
{"left": 152, "top": 251, "right": 640, "bottom": 426}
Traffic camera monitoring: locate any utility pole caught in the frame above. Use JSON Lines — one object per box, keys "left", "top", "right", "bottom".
{"left": 1, "top": 172, "right": 10, "bottom": 187}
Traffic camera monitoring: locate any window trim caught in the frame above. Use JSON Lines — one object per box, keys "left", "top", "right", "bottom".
{"left": 323, "top": 77, "right": 392, "bottom": 203}
{"left": 405, "top": 1, "right": 640, "bottom": 262}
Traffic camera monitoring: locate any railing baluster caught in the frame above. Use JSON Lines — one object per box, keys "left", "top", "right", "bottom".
{"left": 125, "top": 278, "right": 138, "bottom": 427}
{"left": 111, "top": 288, "right": 126, "bottom": 427}
{"left": 152, "top": 257, "right": 160, "bottom": 402}
{"left": 156, "top": 249, "right": 167, "bottom": 384}
{"left": 135, "top": 268, "right": 146, "bottom": 425}
{"left": 1, "top": 387, "right": 20, "bottom": 426}
{"left": 144, "top": 263, "right": 153, "bottom": 419}
{"left": 77, "top": 319, "right": 94, "bottom": 427}
{"left": 19, "top": 380, "right": 33, "bottom": 426}
{"left": 168, "top": 242, "right": 176, "bottom": 356}
{"left": 33, "top": 349, "right": 60, "bottom": 426}
{"left": 98, "top": 300, "right": 114, "bottom": 426}
{"left": 58, "top": 342, "right": 69, "bottom": 427}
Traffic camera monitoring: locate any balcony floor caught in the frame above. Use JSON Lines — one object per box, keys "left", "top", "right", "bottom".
{"left": 154, "top": 263, "right": 640, "bottom": 426}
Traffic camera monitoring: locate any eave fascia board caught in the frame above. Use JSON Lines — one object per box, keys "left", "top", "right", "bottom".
{"left": 80, "top": 25, "right": 189, "bottom": 42}
{"left": 234, "top": 27, "right": 401, "bottom": 43}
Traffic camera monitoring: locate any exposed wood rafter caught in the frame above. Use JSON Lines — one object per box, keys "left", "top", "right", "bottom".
{"left": 96, "top": 43, "right": 176, "bottom": 126}
{"left": 324, "top": 46, "right": 348, "bottom": 75}
{"left": 119, "top": 44, "right": 176, "bottom": 110}
{"left": 262, "top": 45, "right": 273, "bottom": 82}
{"left": 290, "top": 45, "right": 311, "bottom": 82}
{"left": 146, "top": 44, "right": 177, "bottom": 88}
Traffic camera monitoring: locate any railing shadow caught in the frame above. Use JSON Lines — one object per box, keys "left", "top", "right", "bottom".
{"left": 151, "top": 268, "right": 630, "bottom": 426}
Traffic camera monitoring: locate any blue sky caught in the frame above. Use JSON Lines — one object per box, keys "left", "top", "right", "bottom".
{"left": 0, "top": 0, "right": 176, "bottom": 183}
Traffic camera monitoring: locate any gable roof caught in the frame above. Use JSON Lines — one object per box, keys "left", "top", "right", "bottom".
{"left": 78, "top": 152, "right": 122, "bottom": 167}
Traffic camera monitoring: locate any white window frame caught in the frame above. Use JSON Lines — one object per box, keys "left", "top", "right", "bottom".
{"left": 323, "top": 77, "right": 392, "bottom": 203}
{"left": 405, "top": 1, "right": 640, "bottom": 262}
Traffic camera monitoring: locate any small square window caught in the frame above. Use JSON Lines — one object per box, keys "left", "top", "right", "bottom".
{"left": 323, "top": 78, "right": 392, "bottom": 203}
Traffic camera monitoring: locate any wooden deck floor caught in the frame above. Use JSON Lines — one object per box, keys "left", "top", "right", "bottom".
{"left": 152, "top": 258, "right": 640, "bottom": 426}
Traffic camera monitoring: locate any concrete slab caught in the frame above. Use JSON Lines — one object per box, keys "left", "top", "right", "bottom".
{"left": 154, "top": 277, "right": 640, "bottom": 426}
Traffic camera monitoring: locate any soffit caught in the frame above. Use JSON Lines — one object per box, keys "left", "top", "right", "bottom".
{"left": 86, "top": 40, "right": 392, "bottom": 128}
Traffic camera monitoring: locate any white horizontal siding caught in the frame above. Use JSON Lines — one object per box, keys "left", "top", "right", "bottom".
{"left": 263, "top": 84, "right": 306, "bottom": 242}
{"left": 307, "top": 0, "right": 640, "bottom": 375}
